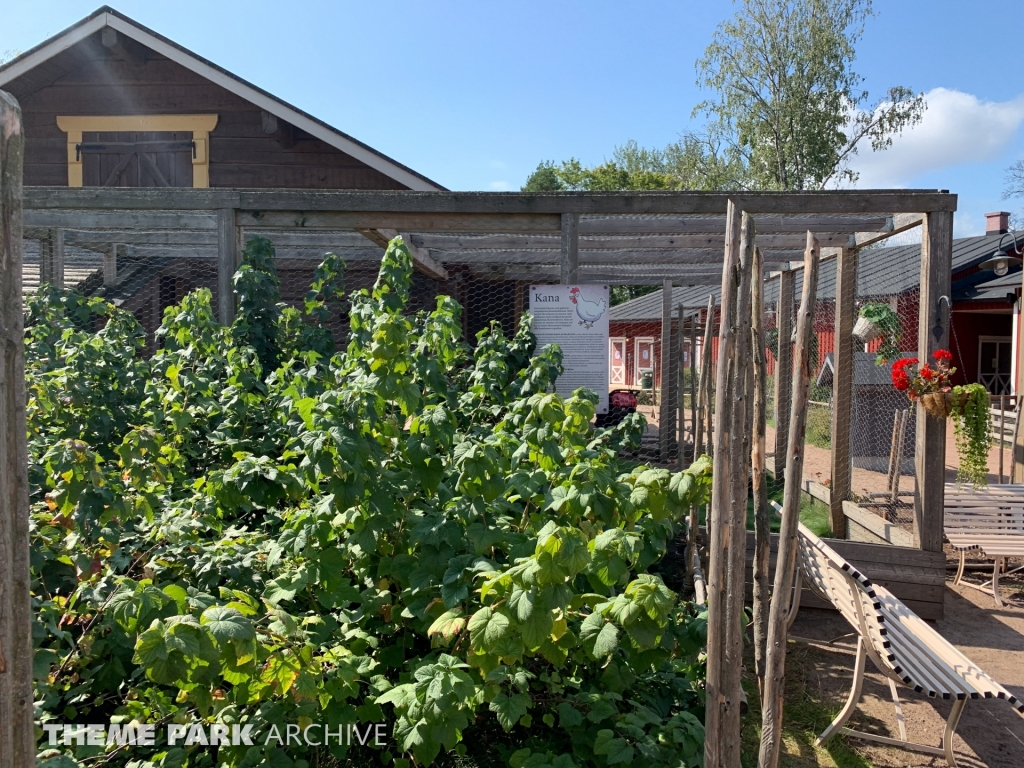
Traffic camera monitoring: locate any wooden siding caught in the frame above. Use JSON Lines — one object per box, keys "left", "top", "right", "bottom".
{"left": 5, "top": 39, "right": 409, "bottom": 190}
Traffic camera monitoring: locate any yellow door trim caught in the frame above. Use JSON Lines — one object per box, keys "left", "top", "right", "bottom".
{"left": 56, "top": 114, "right": 219, "bottom": 188}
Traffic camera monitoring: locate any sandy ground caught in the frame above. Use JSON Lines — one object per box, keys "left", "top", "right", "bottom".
{"left": 761, "top": 419, "right": 1011, "bottom": 499}
{"left": 785, "top": 578, "right": 1024, "bottom": 767}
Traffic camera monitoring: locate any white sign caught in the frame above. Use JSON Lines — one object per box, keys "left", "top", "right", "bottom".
{"left": 530, "top": 284, "right": 610, "bottom": 414}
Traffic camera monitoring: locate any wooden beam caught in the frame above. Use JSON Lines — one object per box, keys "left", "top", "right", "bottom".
{"left": 217, "top": 208, "right": 237, "bottom": 325}
{"left": 412, "top": 232, "right": 859, "bottom": 250}
{"left": 773, "top": 267, "right": 795, "bottom": 478}
{"left": 371, "top": 228, "right": 449, "bottom": 280}
{"left": 560, "top": 213, "right": 580, "bottom": 284}
{"left": 914, "top": 211, "right": 953, "bottom": 552}
{"left": 21, "top": 187, "right": 958, "bottom": 214}
{"left": 26, "top": 210, "right": 218, "bottom": 230}
{"left": 852, "top": 213, "right": 923, "bottom": 250}
{"left": 829, "top": 247, "right": 857, "bottom": 537}
{"left": 0, "top": 87, "right": 34, "bottom": 768}
{"left": 241, "top": 211, "right": 562, "bottom": 233}
{"left": 428, "top": 248, "right": 801, "bottom": 265}
{"left": 467, "top": 266, "right": 726, "bottom": 285}
{"left": 659, "top": 279, "right": 674, "bottom": 461}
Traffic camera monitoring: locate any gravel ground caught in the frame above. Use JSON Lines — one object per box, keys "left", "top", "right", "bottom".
{"left": 777, "top": 577, "right": 1024, "bottom": 767}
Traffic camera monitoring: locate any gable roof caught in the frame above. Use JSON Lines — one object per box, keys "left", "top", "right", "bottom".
{"left": 0, "top": 6, "right": 443, "bottom": 192}
{"left": 610, "top": 231, "right": 1022, "bottom": 321}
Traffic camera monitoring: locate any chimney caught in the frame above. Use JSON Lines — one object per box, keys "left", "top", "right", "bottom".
{"left": 986, "top": 211, "right": 1009, "bottom": 235}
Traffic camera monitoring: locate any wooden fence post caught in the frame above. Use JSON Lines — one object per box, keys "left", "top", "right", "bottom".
{"left": 774, "top": 267, "right": 794, "bottom": 478}
{"left": 678, "top": 303, "right": 688, "bottom": 471}
{"left": 758, "top": 232, "right": 820, "bottom": 768}
{"left": 830, "top": 247, "right": 857, "bottom": 536}
{"left": 704, "top": 200, "right": 741, "bottom": 768}
{"left": 751, "top": 247, "right": 770, "bottom": 691}
{"left": 660, "top": 278, "right": 674, "bottom": 461}
{"left": 218, "top": 207, "right": 238, "bottom": 325}
{"left": 104, "top": 243, "right": 118, "bottom": 286}
{"left": 0, "top": 88, "right": 34, "bottom": 768}
{"left": 560, "top": 212, "right": 580, "bottom": 284}
{"left": 721, "top": 213, "right": 755, "bottom": 768}
{"left": 699, "top": 296, "right": 716, "bottom": 461}
{"left": 915, "top": 211, "right": 953, "bottom": 552}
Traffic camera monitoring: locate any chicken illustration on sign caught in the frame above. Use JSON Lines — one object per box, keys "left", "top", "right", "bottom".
{"left": 568, "top": 287, "right": 607, "bottom": 329}
{"left": 530, "top": 284, "right": 611, "bottom": 414}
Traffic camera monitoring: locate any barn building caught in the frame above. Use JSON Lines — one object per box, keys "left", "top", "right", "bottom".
{"left": 0, "top": 6, "right": 482, "bottom": 349}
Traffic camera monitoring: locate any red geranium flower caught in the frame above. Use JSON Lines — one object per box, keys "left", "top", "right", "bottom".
{"left": 933, "top": 349, "right": 953, "bottom": 362}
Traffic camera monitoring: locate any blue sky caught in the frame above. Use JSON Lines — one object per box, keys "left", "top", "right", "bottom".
{"left": 3, "top": 0, "right": 1024, "bottom": 235}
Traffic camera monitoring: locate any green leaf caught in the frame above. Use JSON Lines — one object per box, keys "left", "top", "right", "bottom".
{"left": 200, "top": 606, "right": 255, "bottom": 642}
{"left": 468, "top": 607, "right": 511, "bottom": 651}
{"left": 263, "top": 569, "right": 309, "bottom": 605}
{"left": 593, "top": 729, "right": 635, "bottom": 764}
{"left": 593, "top": 621, "right": 619, "bottom": 659}
{"left": 489, "top": 691, "right": 530, "bottom": 731}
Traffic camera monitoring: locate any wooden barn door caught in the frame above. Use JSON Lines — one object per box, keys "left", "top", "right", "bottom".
{"left": 81, "top": 131, "right": 194, "bottom": 187}
{"left": 609, "top": 338, "right": 626, "bottom": 384}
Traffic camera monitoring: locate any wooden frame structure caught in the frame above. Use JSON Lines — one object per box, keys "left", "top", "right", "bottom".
{"left": 18, "top": 187, "right": 958, "bottom": 546}
{"left": 5, "top": 177, "right": 958, "bottom": 768}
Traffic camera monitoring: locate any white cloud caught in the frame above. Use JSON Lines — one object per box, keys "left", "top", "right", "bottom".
{"left": 488, "top": 180, "right": 511, "bottom": 190}
{"left": 849, "top": 88, "right": 1024, "bottom": 188}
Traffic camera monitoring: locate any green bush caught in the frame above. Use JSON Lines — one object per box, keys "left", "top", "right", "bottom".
{"left": 28, "top": 237, "right": 711, "bottom": 768}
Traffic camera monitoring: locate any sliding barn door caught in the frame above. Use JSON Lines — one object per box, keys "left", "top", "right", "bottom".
{"left": 81, "top": 131, "right": 193, "bottom": 187}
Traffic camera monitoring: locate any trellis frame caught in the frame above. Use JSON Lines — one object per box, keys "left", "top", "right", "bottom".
{"left": 6, "top": 182, "right": 958, "bottom": 768}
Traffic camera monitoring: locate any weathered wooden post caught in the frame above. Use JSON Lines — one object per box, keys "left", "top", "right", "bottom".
{"left": 758, "top": 232, "right": 820, "bottom": 768}
{"left": 0, "top": 88, "right": 34, "bottom": 768}
{"left": 660, "top": 278, "right": 674, "bottom": 461}
{"left": 560, "top": 212, "right": 580, "bottom": 284}
{"left": 915, "top": 211, "right": 953, "bottom": 551}
{"left": 104, "top": 243, "right": 118, "bottom": 286}
{"left": 704, "top": 201, "right": 742, "bottom": 768}
{"left": 751, "top": 247, "right": 770, "bottom": 692}
{"left": 698, "top": 296, "right": 715, "bottom": 461}
{"left": 677, "top": 303, "right": 688, "bottom": 471}
{"left": 721, "top": 213, "right": 755, "bottom": 768}
{"left": 689, "top": 312, "right": 698, "bottom": 448}
{"left": 829, "top": 247, "right": 857, "bottom": 536}
{"left": 773, "top": 266, "right": 794, "bottom": 478}
{"left": 217, "top": 207, "right": 238, "bottom": 325}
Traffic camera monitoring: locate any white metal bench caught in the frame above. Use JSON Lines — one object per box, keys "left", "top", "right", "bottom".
{"left": 789, "top": 522, "right": 1024, "bottom": 767}
{"left": 944, "top": 483, "right": 1024, "bottom": 607}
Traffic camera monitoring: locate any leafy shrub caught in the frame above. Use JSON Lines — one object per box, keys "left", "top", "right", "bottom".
{"left": 857, "top": 301, "right": 901, "bottom": 364}
{"left": 29, "top": 237, "right": 711, "bottom": 768}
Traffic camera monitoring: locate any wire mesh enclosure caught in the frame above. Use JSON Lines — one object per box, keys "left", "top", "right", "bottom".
{"left": 19, "top": 188, "right": 960, "bottom": 546}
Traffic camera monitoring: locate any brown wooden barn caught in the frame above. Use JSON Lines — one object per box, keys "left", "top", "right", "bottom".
{"left": 0, "top": 6, "right": 460, "bottom": 349}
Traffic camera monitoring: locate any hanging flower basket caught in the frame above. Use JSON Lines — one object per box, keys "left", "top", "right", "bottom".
{"left": 920, "top": 391, "right": 969, "bottom": 419}
{"left": 852, "top": 315, "right": 882, "bottom": 344}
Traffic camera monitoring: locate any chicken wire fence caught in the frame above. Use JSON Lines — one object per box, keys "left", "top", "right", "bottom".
{"left": 21, "top": 222, "right": 941, "bottom": 495}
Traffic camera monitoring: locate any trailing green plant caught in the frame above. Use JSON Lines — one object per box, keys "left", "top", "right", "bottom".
{"left": 857, "top": 302, "right": 901, "bottom": 364}
{"left": 950, "top": 383, "right": 992, "bottom": 487}
{"left": 28, "top": 236, "right": 712, "bottom": 768}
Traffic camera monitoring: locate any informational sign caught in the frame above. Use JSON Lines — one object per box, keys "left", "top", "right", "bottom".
{"left": 530, "top": 284, "right": 610, "bottom": 414}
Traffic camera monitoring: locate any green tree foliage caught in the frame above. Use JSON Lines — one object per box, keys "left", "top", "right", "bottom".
{"left": 522, "top": 137, "right": 744, "bottom": 194}
{"left": 695, "top": 0, "right": 925, "bottom": 190}
{"left": 28, "top": 236, "right": 712, "bottom": 767}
